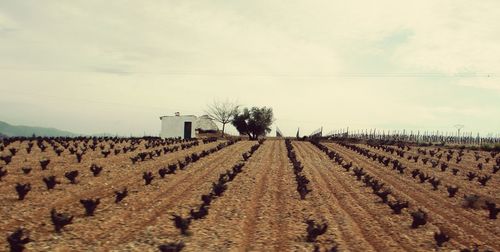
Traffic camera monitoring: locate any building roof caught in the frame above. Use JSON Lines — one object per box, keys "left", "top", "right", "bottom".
{"left": 159, "top": 115, "right": 196, "bottom": 120}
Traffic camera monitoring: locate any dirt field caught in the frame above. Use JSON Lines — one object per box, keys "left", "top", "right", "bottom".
{"left": 0, "top": 138, "right": 498, "bottom": 251}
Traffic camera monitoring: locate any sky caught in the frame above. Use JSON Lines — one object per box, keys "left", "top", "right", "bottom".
{"left": 0, "top": 0, "right": 499, "bottom": 137}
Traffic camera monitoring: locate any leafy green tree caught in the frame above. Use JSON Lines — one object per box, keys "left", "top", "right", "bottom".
{"left": 232, "top": 107, "right": 274, "bottom": 140}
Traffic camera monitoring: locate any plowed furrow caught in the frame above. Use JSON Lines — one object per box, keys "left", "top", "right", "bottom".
{"left": 29, "top": 141, "right": 252, "bottom": 250}
{"left": 391, "top": 145, "right": 496, "bottom": 175}
{"left": 328, "top": 142, "right": 500, "bottom": 250}
{"left": 299, "top": 142, "right": 440, "bottom": 250}
{"left": 98, "top": 141, "right": 253, "bottom": 250}
{"left": 240, "top": 140, "right": 296, "bottom": 251}
{"left": 0, "top": 141, "right": 224, "bottom": 236}
{"left": 293, "top": 142, "right": 379, "bottom": 251}
{"left": 0, "top": 141, "right": 206, "bottom": 194}
{"left": 172, "top": 140, "right": 301, "bottom": 252}
{"left": 360, "top": 144, "right": 498, "bottom": 197}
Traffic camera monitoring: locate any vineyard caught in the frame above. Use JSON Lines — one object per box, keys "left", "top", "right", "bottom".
{"left": 0, "top": 137, "right": 498, "bottom": 251}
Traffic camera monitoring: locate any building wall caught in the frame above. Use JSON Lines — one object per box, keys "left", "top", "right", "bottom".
{"left": 159, "top": 115, "right": 197, "bottom": 139}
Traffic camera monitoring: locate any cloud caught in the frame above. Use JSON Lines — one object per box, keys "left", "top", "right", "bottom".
{"left": 377, "top": 29, "right": 414, "bottom": 51}
{"left": 391, "top": 0, "right": 500, "bottom": 74}
{"left": 90, "top": 66, "right": 133, "bottom": 75}
{"left": 0, "top": 0, "right": 499, "bottom": 135}
{"left": 456, "top": 77, "right": 500, "bottom": 92}
{"left": 0, "top": 11, "right": 18, "bottom": 36}
{"left": 2, "top": 1, "right": 499, "bottom": 75}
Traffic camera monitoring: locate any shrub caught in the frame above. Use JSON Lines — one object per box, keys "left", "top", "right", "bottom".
{"left": 0, "top": 166, "right": 7, "bottom": 181}
{"left": 90, "top": 164, "right": 103, "bottom": 177}
{"left": 410, "top": 209, "right": 427, "bottom": 228}
{"left": 40, "top": 159, "right": 50, "bottom": 170}
{"left": 80, "top": 198, "right": 100, "bottom": 216}
{"left": 15, "top": 183, "right": 31, "bottom": 200}
{"left": 64, "top": 171, "right": 79, "bottom": 184}
{"left": 50, "top": 209, "right": 73, "bottom": 233}
{"left": 305, "top": 219, "right": 328, "bottom": 242}
{"left": 434, "top": 230, "right": 450, "bottom": 247}
{"left": 7, "top": 228, "right": 31, "bottom": 252}
{"left": 114, "top": 188, "right": 128, "bottom": 203}
{"left": 43, "top": 176, "right": 59, "bottom": 190}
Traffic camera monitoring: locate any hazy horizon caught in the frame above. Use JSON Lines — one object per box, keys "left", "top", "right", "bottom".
{"left": 1, "top": 1, "right": 499, "bottom": 137}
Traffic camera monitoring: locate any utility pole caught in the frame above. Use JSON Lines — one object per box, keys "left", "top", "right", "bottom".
{"left": 454, "top": 124, "right": 464, "bottom": 144}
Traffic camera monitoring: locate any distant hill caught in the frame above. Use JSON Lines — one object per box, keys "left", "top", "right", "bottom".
{"left": 0, "top": 121, "right": 79, "bottom": 137}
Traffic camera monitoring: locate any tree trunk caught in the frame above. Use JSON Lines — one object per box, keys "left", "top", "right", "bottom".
{"left": 221, "top": 123, "right": 226, "bottom": 138}
{"left": 250, "top": 133, "right": 257, "bottom": 140}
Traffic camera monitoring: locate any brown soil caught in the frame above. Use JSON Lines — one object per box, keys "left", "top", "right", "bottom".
{"left": 1, "top": 139, "right": 498, "bottom": 251}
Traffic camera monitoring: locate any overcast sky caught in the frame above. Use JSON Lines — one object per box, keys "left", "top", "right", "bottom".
{"left": 1, "top": 0, "right": 499, "bottom": 137}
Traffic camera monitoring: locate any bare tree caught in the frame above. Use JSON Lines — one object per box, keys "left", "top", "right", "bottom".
{"left": 206, "top": 100, "right": 239, "bottom": 137}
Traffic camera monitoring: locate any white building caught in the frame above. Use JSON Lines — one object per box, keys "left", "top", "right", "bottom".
{"left": 159, "top": 112, "right": 219, "bottom": 139}
{"left": 195, "top": 115, "right": 219, "bottom": 133}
